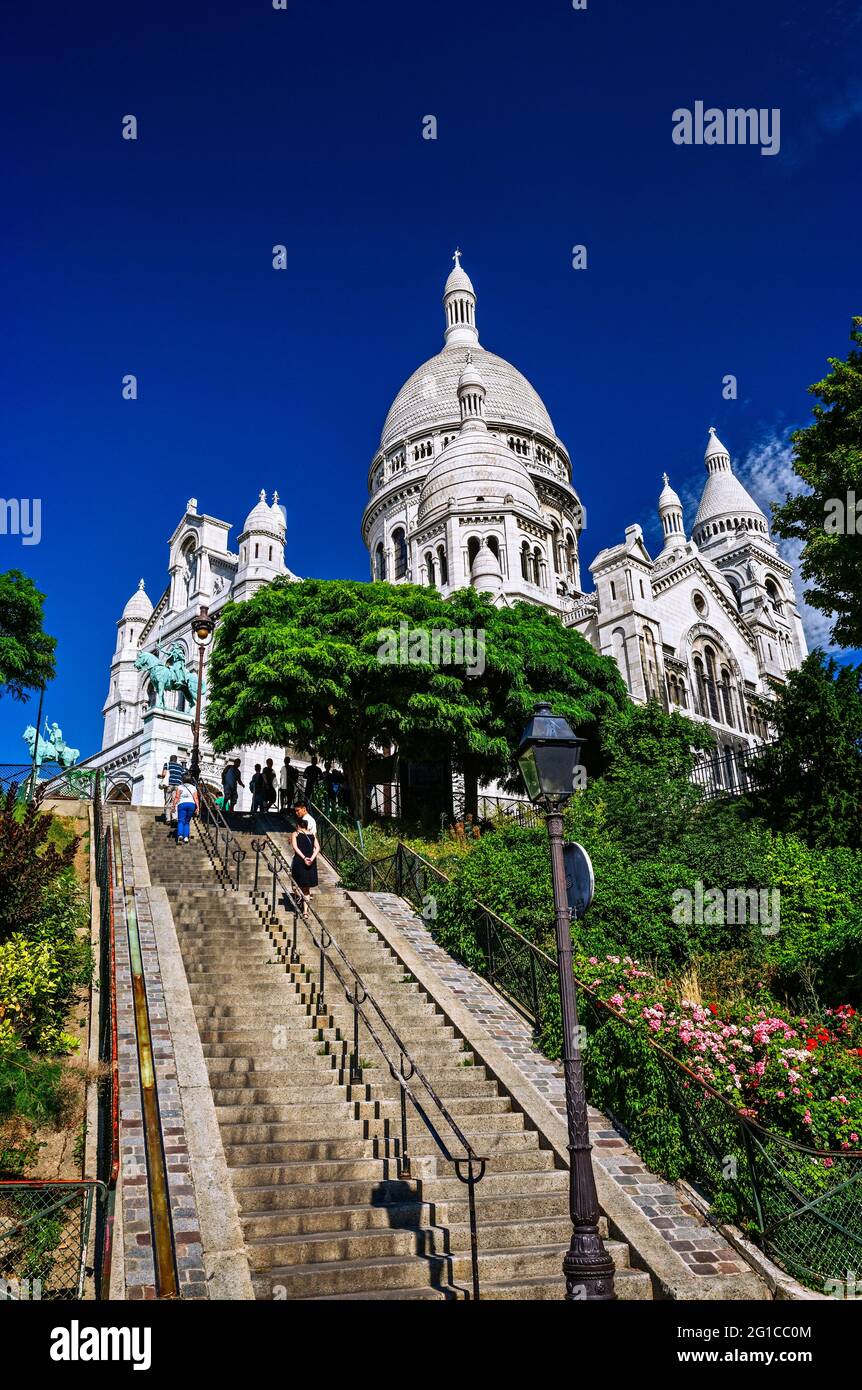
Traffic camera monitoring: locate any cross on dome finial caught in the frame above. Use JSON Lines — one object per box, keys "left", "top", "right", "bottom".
{"left": 453, "top": 247, "right": 462, "bottom": 267}
{"left": 272, "top": 489, "right": 279, "bottom": 505}
{"left": 259, "top": 488, "right": 266, "bottom": 502}
{"left": 662, "top": 472, "right": 669, "bottom": 487}
{"left": 138, "top": 578, "right": 145, "bottom": 591}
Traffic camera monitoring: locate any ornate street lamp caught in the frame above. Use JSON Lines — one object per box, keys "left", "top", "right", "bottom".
{"left": 517, "top": 702, "right": 616, "bottom": 1302}
{"left": 188, "top": 606, "right": 216, "bottom": 783}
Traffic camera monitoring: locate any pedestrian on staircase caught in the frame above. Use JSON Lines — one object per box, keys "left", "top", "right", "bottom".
{"left": 302, "top": 755, "right": 324, "bottom": 806}
{"left": 173, "top": 779, "right": 200, "bottom": 844}
{"left": 250, "top": 764, "right": 269, "bottom": 817}
{"left": 279, "top": 757, "right": 298, "bottom": 812}
{"left": 222, "top": 758, "right": 243, "bottom": 816}
{"left": 262, "top": 757, "right": 278, "bottom": 808}
{"left": 290, "top": 817, "right": 319, "bottom": 917}
{"left": 160, "top": 753, "right": 186, "bottom": 823}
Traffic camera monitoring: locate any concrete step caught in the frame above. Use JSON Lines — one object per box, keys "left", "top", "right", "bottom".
{"left": 236, "top": 1178, "right": 420, "bottom": 1213}
{"left": 240, "top": 1201, "right": 432, "bottom": 1241}
{"left": 252, "top": 1252, "right": 452, "bottom": 1299}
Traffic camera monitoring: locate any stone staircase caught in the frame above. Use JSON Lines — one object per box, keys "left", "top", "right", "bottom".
{"left": 140, "top": 809, "right": 653, "bottom": 1300}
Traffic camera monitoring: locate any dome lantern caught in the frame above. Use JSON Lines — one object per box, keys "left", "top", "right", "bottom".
{"left": 457, "top": 352, "right": 488, "bottom": 431}
{"left": 443, "top": 249, "right": 479, "bottom": 348}
{"left": 658, "top": 472, "right": 685, "bottom": 552}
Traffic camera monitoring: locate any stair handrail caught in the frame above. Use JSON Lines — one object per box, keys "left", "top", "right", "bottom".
{"left": 195, "top": 781, "right": 247, "bottom": 888}
{"left": 195, "top": 789, "right": 488, "bottom": 1299}
{"left": 250, "top": 832, "right": 488, "bottom": 1260}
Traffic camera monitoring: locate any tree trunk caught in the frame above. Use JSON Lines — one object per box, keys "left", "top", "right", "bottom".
{"left": 345, "top": 752, "right": 368, "bottom": 825}
{"left": 463, "top": 757, "right": 479, "bottom": 820}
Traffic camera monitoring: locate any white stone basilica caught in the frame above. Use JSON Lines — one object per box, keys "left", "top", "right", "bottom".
{"left": 361, "top": 254, "right": 808, "bottom": 762}
{"left": 90, "top": 253, "right": 807, "bottom": 803}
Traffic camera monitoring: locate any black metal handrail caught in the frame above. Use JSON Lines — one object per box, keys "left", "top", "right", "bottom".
{"left": 196, "top": 789, "right": 487, "bottom": 1299}
{"left": 309, "top": 803, "right": 862, "bottom": 1289}
{"left": 196, "top": 782, "right": 247, "bottom": 889}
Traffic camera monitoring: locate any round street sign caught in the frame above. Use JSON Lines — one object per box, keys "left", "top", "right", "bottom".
{"left": 563, "top": 840, "right": 595, "bottom": 919}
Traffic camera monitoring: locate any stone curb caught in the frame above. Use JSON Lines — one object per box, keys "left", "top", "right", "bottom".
{"left": 349, "top": 890, "right": 769, "bottom": 1303}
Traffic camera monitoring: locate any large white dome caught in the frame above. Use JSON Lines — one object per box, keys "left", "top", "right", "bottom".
{"left": 379, "top": 342, "right": 556, "bottom": 450}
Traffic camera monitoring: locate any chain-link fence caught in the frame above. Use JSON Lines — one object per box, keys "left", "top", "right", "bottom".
{"left": 0, "top": 1180, "right": 106, "bottom": 1300}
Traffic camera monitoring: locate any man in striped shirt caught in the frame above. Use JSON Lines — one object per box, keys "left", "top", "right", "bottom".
{"left": 160, "top": 753, "right": 187, "bottom": 822}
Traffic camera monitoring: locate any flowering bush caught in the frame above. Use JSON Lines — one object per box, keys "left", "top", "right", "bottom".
{"left": 572, "top": 953, "right": 862, "bottom": 1153}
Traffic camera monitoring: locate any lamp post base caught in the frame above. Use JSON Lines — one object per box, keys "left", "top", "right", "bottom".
{"left": 563, "top": 1234, "right": 617, "bottom": 1301}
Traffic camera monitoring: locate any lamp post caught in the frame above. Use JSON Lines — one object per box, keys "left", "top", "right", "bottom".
{"left": 189, "top": 606, "right": 216, "bottom": 783}
{"left": 517, "top": 702, "right": 615, "bottom": 1302}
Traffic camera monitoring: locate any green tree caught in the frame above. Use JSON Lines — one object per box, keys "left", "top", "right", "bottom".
{"left": 205, "top": 578, "right": 494, "bottom": 819}
{"left": 589, "top": 699, "right": 714, "bottom": 858}
{"left": 439, "top": 588, "right": 630, "bottom": 809}
{"left": 746, "top": 652, "right": 862, "bottom": 850}
{"left": 0, "top": 571, "right": 56, "bottom": 702}
{"left": 205, "top": 579, "right": 632, "bottom": 821}
{"left": 771, "top": 319, "right": 862, "bottom": 650}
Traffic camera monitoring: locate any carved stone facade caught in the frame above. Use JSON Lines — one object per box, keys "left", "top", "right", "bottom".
{"left": 96, "top": 493, "right": 298, "bottom": 804}
{"left": 363, "top": 258, "right": 808, "bottom": 756}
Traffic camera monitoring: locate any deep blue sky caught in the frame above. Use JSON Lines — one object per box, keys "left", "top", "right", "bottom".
{"left": 2, "top": 0, "right": 860, "bottom": 759}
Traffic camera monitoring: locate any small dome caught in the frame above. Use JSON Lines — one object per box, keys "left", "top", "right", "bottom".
{"left": 705, "top": 426, "right": 730, "bottom": 461}
{"left": 241, "top": 489, "right": 282, "bottom": 537}
{"left": 417, "top": 432, "right": 542, "bottom": 526}
{"left": 458, "top": 360, "right": 484, "bottom": 392}
{"left": 658, "top": 472, "right": 682, "bottom": 511}
{"left": 270, "top": 490, "right": 287, "bottom": 535}
{"left": 122, "top": 579, "right": 152, "bottom": 620}
{"left": 471, "top": 542, "right": 503, "bottom": 594}
{"left": 444, "top": 250, "right": 475, "bottom": 298}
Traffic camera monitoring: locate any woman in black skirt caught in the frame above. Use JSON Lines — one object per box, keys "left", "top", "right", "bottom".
{"left": 290, "top": 816, "right": 319, "bottom": 918}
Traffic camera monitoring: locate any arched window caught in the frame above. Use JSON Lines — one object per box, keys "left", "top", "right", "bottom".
{"left": 533, "top": 546, "right": 543, "bottom": 587}
{"left": 765, "top": 578, "right": 784, "bottom": 615}
{"left": 392, "top": 528, "right": 408, "bottom": 580}
{"left": 565, "top": 531, "right": 577, "bottom": 581}
{"left": 425, "top": 551, "right": 436, "bottom": 586}
{"left": 374, "top": 543, "right": 386, "bottom": 581}
{"left": 437, "top": 544, "right": 448, "bottom": 586}
{"left": 552, "top": 524, "right": 562, "bottom": 573}
{"left": 487, "top": 535, "right": 500, "bottom": 560}
{"left": 467, "top": 536, "right": 481, "bottom": 571}
{"left": 520, "top": 541, "right": 530, "bottom": 581}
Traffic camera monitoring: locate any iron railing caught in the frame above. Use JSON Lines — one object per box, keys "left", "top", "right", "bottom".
{"left": 309, "top": 804, "right": 862, "bottom": 1290}
{"left": 690, "top": 743, "right": 774, "bottom": 801}
{"left": 451, "top": 792, "right": 540, "bottom": 828}
{"left": 193, "top": 784, "right": 487, "bottom": 1299}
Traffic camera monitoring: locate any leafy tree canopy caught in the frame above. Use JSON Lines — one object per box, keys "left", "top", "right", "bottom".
{"left": 746, "top": 651, "right": 862, "bottom": 850}
{"left": 0, "top": 571, "right": 56, "bottom": 702}
{"left": 204, "top": 578, "right": 631, "bottom": 817}
{"left": 771, "top": 319, "right": 862, "bottom": 650}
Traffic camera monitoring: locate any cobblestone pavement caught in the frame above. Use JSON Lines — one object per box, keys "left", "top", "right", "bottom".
{"left": 368, "top": 892, "right": 753, "bottom": 1284}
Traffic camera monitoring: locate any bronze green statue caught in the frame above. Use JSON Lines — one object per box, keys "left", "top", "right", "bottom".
{"left": 135, "top": 642, "right": 203, "bottom": 712}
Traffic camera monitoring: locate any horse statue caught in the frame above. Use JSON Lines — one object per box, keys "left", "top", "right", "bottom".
{"left": 136, "top": 644, "right": 202, "bottom": 712}
{"left": 23, "top": 720, "right": 80, "bottom": 770}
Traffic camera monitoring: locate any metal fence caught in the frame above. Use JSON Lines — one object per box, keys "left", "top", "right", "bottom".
{"left": 311, "top": 804, "right": 862, "bottom": 1290}
{"left": 690, "top": 743, "right": 773, "bottom": 801}
{"left": 0, "top": 774, "right": 118, "bottom": 1300}
{"left": 0, "top": 1180, "right": 106, "bottom": 1300}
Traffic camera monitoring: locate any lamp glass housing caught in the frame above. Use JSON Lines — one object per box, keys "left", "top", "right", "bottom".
{"left": 517, "top": 703, "right": 584, "bottom": 807}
